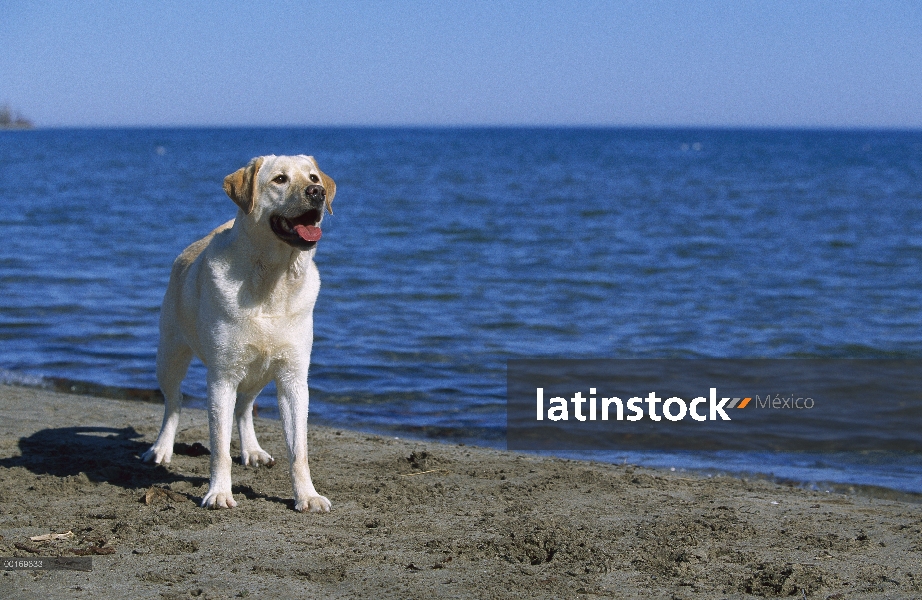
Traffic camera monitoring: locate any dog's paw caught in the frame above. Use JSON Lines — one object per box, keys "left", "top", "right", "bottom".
{"left": 295, "top": 495, "right": 331, "bottom": 513}
{"left": 141, "top": 444, "right": 172, "bottom": 465}
{"left": 201, "top": 489, "right": 237, "bottom": 509}
{"left": 241, "top": 449, "right": 276, "bottom": 468}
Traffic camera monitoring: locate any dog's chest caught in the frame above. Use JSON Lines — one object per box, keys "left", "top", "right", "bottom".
{"left": 216, "top": 292, "right": 316, "bottom": 379}
{"left": 243, "top": 273, "right": 316, "bottom": 328}
{"left": 208, "top": 258, "right": 319, "bottom": 348}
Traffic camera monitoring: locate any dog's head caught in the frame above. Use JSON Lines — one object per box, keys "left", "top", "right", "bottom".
{"left": 223, "top": 155, "right": 337, "bottom": 250}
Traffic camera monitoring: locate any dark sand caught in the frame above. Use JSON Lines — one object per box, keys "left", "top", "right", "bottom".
{"left": 0, "top": 384, "right": 920, "bottom": 599}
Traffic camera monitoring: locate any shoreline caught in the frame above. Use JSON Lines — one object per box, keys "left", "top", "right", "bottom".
{"left": 1, "top": 384, "right": 921, "bottom": 598}
{"left": 4, "top": 376, "right": 922, "bottom": 502}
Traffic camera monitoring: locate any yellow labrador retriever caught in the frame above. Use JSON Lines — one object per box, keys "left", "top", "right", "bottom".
{"left": 142, "top": 155, "right": 335, "bottom": 512}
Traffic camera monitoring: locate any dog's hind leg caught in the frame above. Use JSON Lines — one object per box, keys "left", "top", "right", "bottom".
{"left": 235, "top": 390, "right": 276, "bottom": 467}
{"left": 141, "top": 336, "right": 193, "bottom": 465}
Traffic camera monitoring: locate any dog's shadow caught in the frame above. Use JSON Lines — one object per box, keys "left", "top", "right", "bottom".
{"left": 0, "top": 426, "right": 206, "bottom": 491}
{"left": 0, "top": 426, "right": 292, "bottom": 508}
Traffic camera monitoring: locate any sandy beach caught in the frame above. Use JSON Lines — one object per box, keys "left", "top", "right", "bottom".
{"left": 0, "top": 384, "right": 919, "bottom": 599}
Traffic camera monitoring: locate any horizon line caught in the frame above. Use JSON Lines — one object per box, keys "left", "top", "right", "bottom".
{"left": 6, "top": 123, "right": 922, "bottom": 133}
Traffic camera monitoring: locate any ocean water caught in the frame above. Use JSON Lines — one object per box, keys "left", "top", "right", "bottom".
{"left": 2, "top": 127, "right": 921, "bottom": 494}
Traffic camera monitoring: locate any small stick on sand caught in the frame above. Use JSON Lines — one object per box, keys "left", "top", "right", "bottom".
{"left": 400, "top": 469, "right": 449, "bottom": 477}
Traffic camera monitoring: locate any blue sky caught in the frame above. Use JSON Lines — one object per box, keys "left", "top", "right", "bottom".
{"left": 2, "top": 1, "right": 921, "bottom": 128}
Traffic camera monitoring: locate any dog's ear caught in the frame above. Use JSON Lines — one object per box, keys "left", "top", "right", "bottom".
{"left": 318, "top": 169, "right": 336, "bottom": 215}
{"left": 223, "top": 156, "right": 264, "bottom": 214}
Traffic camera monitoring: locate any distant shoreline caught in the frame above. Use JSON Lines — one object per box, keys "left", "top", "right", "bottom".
{"left": 3, "top": 124, "right": 922, "bottom": 133}
{"left": 0, "top": 104, "right": 33, "bottom": 129}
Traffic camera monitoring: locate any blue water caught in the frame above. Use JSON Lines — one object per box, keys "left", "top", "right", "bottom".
{"left": 2, "top": 128, "right": 921, "bottom": 494}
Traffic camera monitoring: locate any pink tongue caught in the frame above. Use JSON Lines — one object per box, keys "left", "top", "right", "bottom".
{"left": 293, "top": 224, "right": 322, "bottom": 242}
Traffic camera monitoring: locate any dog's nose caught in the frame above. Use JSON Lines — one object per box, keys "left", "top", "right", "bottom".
{"left": 305, "top": 185, "right": 325, "bottom": 201}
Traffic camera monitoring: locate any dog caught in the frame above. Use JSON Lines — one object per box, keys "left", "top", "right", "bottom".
{"left": 141, "top": 155, "right": 336, "bottom": 512}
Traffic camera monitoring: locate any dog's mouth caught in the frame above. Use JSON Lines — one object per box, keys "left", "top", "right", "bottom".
{"left": 269, "top": 209, "right": 323, "bottom": 249}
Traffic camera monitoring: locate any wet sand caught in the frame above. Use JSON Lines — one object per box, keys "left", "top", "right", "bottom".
{"left": 0, "top": 384, "right": 920, "bottom": 599}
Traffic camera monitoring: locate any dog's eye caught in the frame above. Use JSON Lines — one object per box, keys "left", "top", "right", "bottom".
{"left": 309, "top": 174, "right": 320, "bottom": 183}
{"left": 272, "top": 174, "right": 289, "bottom": 184}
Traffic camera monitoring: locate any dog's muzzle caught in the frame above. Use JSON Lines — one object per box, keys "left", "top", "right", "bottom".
{"left": 269, "top": 186, "right": 326, "bottom": 249}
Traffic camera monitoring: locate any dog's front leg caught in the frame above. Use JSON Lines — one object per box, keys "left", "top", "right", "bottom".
{"left": 277, "top": 376, "right": 331, "bottom": 513}
{"left": 202, "top": 379, "right": 238, "bottom": 509}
